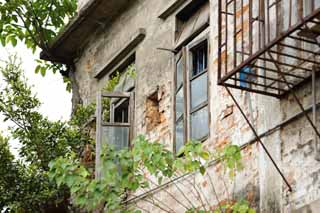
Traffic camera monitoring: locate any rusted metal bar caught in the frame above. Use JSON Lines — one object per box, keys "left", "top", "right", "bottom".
{"left": 249, "top": 0, "right": 253, "bottom": 55}
{"left": 223, "top": 82, "right": 281, "bottom": 97}
{"left": 218, "top": 8, "right": 320, "bottom": 85}
{"left": 298, "top": 0, "right": 303, "bottom": 20}
{"left": 288, "top": 35, "right": 319, "bottom": 45}
{"left": 268, "top": 49, "right": 319, "bottom": 64}
{"left": 268, "top": 52, "right": 320, "bottom": 140}
{"left": 289, "top": 0, "right": 292, "bottom": 27}
{"left": 267, "top": 0, "right": 270, "bottom": 42}
{"left": 252, "top": 64, "right": 306, "bottom": 79}
{"left": 258, "top": 56, "right": 313, "bottom": 72}
{"left": 233, "top": 0, "right": 237, "bottom": 69}
{"left": 233, "top": 0, "right": 237, "bottom": 85}
{"left": 218, "top": 0, "right": 222, "bottom": 81}
{"left": 248, "top": 69, "right": 296, "bottom": 85}
{"left": 312, "top": 67, "right": 319, "bottom": 160}
{"left": 230, "top": 77, "right": 288, "bottom": 92}
{"left": 225, "top": 0, "right": 228, "bottom": 77}
{"left": 224, "top": 86, "right": 292, "bottom": 192}
{"left": 278, "top": 42, "right": 320, "bottom": 55}
{"left": 241, "top": 0, "right": 244, "bottom": 62}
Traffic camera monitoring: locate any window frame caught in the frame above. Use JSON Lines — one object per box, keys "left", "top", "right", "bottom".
{"left": 187, "top": 38, "right": 210, "bottom": 142}
{"left": 173, "top": 48, "right": 188, "bottom": 154}
{"left": 174, "top": 33, "right": 210, "bottom": 154}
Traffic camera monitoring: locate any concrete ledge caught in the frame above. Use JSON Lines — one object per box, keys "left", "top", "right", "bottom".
{"left": 40, "top": 0, "right": 133, "bottom": 63}
{"left": 158, "top": 0, "right": 187, "bottom": 20}
{"left": 94, "top": 28, "right": 146, "bottom": 79}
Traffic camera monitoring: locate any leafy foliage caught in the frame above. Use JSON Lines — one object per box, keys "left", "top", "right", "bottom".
{"left": 0, "top": 56, "right": 93, "bottom": 211}
{"left": 0, "top": 0, "right": 76, "bottom": 51}
{"left": 49, "top": 133, "right": 255, "bottom": 212}
{"left": 0, "top": 0, "right": 77, "bottom": 93}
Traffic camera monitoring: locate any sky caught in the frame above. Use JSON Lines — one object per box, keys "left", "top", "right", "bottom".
{"left": 0, "top": 43, "right": 72, "bottom": 156}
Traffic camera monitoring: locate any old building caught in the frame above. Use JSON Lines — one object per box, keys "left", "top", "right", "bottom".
{"left": 43, "top": 0, "right": 320, "bottom": 212}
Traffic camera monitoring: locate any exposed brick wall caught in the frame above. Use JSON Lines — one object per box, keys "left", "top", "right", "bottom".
{"left": 73, "top": 0, "right": 320, "bottom": 212}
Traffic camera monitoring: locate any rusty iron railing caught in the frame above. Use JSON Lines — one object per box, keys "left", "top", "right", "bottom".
{"left": 218, "top": 0, "right": 320, "bottom": 192}
{"left": 218, "top": 0, "right": 320, "bottom": 97}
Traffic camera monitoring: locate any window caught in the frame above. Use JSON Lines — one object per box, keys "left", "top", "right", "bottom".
{"left": 189, "top": 42, "right": 209, "bottom": 140}
{"left": 175, "top": 51, "right": 186, "bottom": 153}
{"left": 100, "top": 93, "right": 133, "bottom": 152}
{"left": 96, "top": 59, "right": 136, "bottom": 155}
{"left": 174, "top": 39, "right": 209, "bottom": 153}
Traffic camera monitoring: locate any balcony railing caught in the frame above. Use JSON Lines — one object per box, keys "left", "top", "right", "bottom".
{"left": 218, "top": 0, "right": 320, "bottom": 97}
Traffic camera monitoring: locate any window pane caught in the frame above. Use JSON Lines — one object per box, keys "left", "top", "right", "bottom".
{"left": 191, "top": 107, "right": 209, "bottom": 140}
{"left": 176, "top": 87, "right": 184, "bottom": 119}
{"left": 102, "top": 126, "right": 129, "bottom": 151}
{"left": 176, "top": 58, "right": 183, "bottom": 89}
{"left": 175, "top": 119, "right": 184, "bottom": 153}
{"left": 191, "top": 72, "right": 208, "bottom": 109}
{"left": 192, "top": 42, "right": 208, "bottom": 76}
{"left": 114, "top": 99, "right": 129, "bottom": 123}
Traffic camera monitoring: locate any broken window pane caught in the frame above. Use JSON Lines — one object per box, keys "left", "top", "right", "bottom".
{"left": 102, "top": 126, "right": 129, "bottom": 151}
{"left": 176, "top": 87, "right": 184, "bottom": 120}
{"left": 191, "top": 72, "right": 207, "bottom": 109}
{"left": 175, "top": 119, "right": 184, "bottom": 153}
{"left": 176, "top": 58, "right": 183, "bottom": 90}
{"left": 190, "top": 106, "right": 209, "bottom": 140}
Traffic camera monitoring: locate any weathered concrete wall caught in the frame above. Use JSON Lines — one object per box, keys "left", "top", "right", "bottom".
{"left": 281, "top": 79, "right": 320, "bottom": 212}
{"left": 73, "top": 0, "right": 320, "bottom": 212}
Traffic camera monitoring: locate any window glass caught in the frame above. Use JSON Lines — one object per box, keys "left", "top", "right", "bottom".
{"left": 102, "top": 126, "right": 129, "bottom": 151}
{"left": 175, "top": 119, "right": 184, "bottom": 153}
{"left": 190, "top": 106, "right": 209, "bottom": 140}
{"left": 191, "top": 72, "right": 208, "bottom": 109}
{"left": 192, "top": 43, "right": 208, "bottom": 76}
{"left": 175, "top": 87, "right": 184, "bottom": 119}
{"left": 176, "top": 58, "right": 183, "bottom": 89}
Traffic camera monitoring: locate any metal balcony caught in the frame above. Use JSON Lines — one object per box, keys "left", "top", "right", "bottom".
{"left": 218, "top": 0, "right": 320, "bottom": 98}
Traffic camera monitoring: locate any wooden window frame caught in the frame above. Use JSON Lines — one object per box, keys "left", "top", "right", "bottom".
{"left": 174, "top": 33, "right": 210, "bottom": 154}
{"left": 96, "top": 91, "right": 135, "bottom": 177}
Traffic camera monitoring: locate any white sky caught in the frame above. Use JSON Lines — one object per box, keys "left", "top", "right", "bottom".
{"left": 0, "top": 43, "right": 72, "bottom": 156}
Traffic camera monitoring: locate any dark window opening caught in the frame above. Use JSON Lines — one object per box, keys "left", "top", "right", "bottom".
{"left": 114, "top": 99, "right": 129, "bottom": 123}
{"left": 192, "top": 42, "right": 208, "bottom": 77}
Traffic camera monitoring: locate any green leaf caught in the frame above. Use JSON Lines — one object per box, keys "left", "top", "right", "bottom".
{"left": 200, "top": 166, "right": 206, "bottom": 175}
{"left": 10, "top": 37, "right": 17, "bottom": 47}
{"left": 40, "top": 67, "right": 46, "bottom": 77}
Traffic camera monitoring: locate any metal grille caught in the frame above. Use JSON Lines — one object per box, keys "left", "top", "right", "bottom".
{"left": 218, "top": 0, "right": 320, "bottom": 97}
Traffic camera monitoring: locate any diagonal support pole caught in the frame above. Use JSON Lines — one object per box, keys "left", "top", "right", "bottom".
{"left": 267, "top": 52, "right": 320, "bottom": 140}
{"left": 224, "top": 86, "right": 293, "bottom": 192}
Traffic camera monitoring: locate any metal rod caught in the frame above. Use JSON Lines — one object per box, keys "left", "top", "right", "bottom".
{"left": 224, "top": 86, "right": 292, "bottom": 192}
{"left": 258, "top": 56, "right": 313, "bottom": 72}
{"left": 278, "top": 42, "right": 320, "bottom": 56}
{"left": 288, "top": 35, "right": 318, "bottom": 45}
{"left": 222, "top": 82, "right": 281, "bottom": 97}
{"left": 312, "top": 67, "right": 319, "bottom": 160}
{"left": 230, "top": 77, "right": 288, "bottom": 92}
{"left": 225, "top": 0, "right": 228, "bottom": 76}
{"left": 218, "top": 0, "right": 222, "bottom": 82}
{"left": 247, "top": 69, "right": 296, "bottom": 85}
{"left": 125, "top": 100, "right": 320, "bottom": 206}
{"left": 218, "top": 8, "right": 320, "bottom": 84}
{"left": 268, "top": 49, "right": 319, "bottom": 64}
{"left": 268, "top": 52, "right": 320, "bottom": 140}
{"left": 252, "top": 64, "right": 306, "bottom": 79}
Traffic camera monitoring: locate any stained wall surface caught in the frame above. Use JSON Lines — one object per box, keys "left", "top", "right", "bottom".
{"left": 72, "top": 0, "right": 320, "bottom": 212}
